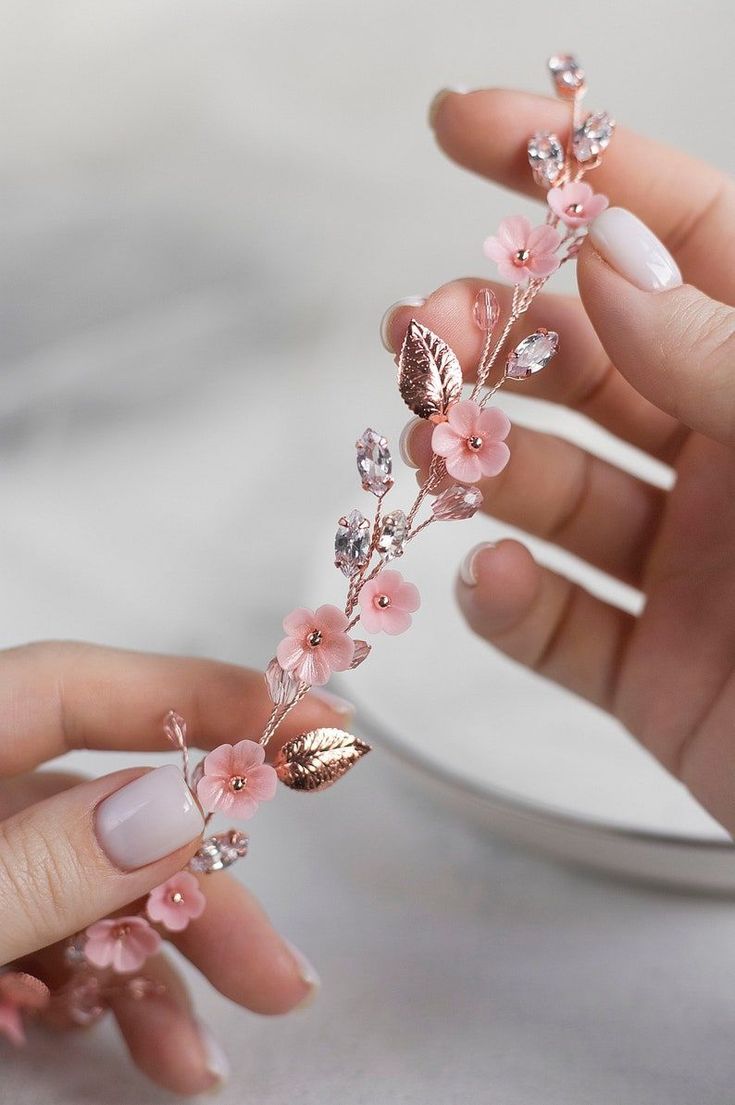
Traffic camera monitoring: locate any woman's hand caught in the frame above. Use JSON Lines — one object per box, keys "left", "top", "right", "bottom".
{"left": 382, "top": 88, "right": 735, "bottom": 834}
{"left": 0, "top": 641, "right": 349, "bottom": 1094}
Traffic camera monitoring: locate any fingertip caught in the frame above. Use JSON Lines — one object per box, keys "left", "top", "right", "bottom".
{"left": 400, "top": 418, "right": 433, "bottom": 470}
{"left": 456, "top": 539, "right": 540, "bottom": 637}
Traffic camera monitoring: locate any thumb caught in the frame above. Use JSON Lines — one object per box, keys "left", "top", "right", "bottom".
{"left": 0, "top": 765, "right": 203, "bottom": 965}
{"left": 578, "top": 207, "right": 735, "bottom": 446}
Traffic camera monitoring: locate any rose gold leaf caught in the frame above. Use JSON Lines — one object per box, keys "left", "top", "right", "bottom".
{"left": 275, "top": 728, "right": 371, "bottom": 792}
{"left": 398, "top": 320, "right": 463, "bottom": 420}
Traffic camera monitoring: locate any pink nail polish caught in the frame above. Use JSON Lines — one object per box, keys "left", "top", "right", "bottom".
{"left": 589, "top": 207, "right": 682, "bottom": 292}
{"left": 459, "top": 542, "right": 496, "bottom": 586}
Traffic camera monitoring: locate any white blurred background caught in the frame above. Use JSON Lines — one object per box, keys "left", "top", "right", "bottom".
{"left": 1, "top": 3, "right": 734, "bottom": 1103}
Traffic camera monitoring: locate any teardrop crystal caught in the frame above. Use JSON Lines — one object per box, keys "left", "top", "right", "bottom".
{"left": 527, "top": 132, "right": 565, "bottom": 187}
{"left": 572, "top": 112, "right": 615, "bottom": 163}
{"left": 356, "top": 428, "right": 394, "bottom": 496}
{"left": 472, "top": 288, "right": 500, "bottom": 333}
{"left": 505, "top": 330, "right": 559, "bottom": 380}
{"left": 188, "top": 830, "right": 249, "bottom": 873}
{"left": 548, "top": 54, "right": 586, "bottom": 99}
{"left": 265, "top": 657, "right": 302, "bottom": 706}
{"left": 334, "top": 509, "right": 371, "bottom": 577}
{"left": 432, "top": 484, "right": 483, "bottom": 521}
{"left": 377, "top": 509, "right": 408, "bottom": 560}
{"left": 349, "top": 639, "right": 372, "bottom": 669}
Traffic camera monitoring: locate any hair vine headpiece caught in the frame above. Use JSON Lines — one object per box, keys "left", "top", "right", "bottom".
{"left": 1, "top": 51, "right": 615, "bottom": 1041}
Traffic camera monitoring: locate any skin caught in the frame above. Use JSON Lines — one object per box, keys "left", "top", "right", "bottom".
{"left": 0, "top": 642, "right": 347, "bottom": 1094}
{"left": 385, "top": 88, "right": 735, "bottom": 834}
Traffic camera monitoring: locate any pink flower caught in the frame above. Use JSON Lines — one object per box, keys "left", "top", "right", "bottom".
{"left": 196, "top": 739, "right": 278, "bottom": 818}
{"left": 146, "top": 871, "right": 206, "bottom": 932}
{"left": 431, "top": 399, "right": 510, "bottom": 483}
{"left": 359, "top": 570, "right": 420, "bottom": 635}
{"left": 0, "top": 973, "right": 49, "bottom": 1048}
{"left": 84, "top": 916, "right": 162, "bottom": 974}
{"left": 547, "top": 180, "right": 608, "bottom": 227}
{"left": 276, "top": 604, "right": 355, "bottom": 686}
{"left": 483, "top": 215, "right": 561, "bottom": 283}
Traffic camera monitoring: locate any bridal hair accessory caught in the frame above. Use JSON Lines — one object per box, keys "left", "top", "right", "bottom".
{"left": 2, "top": 52, "right": 614, "bottom": 1042}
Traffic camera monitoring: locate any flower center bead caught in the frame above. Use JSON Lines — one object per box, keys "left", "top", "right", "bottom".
{"left": 307, "top": 629, "right": 322, "bottom": 647}
{"left": 513, "top": 248, "right": 530, "bottom": 265}
{"left": 566, "top": 202, "right": 584, "bottom": 215}
{"left": 171, "top": 891, "right": 184, "bottom": 904}
{"left": 230, "top": 775, "right": 248, "bottom": 791}
{"left": 467, "top": 435, "right": 483, "bottom": 451}
{"left": 114, "top": 924, "right": 131, "bottom": 940}
{"left": 375, "top": 594, "right": 391, "bottom": 609}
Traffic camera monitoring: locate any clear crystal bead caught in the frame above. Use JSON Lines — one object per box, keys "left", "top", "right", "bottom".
{"left": 334, "top": 509, "right": 371, "bottom": 577}
{"left": 432, "top": 484, "right": 483, "bottom": 521}
{"left": 349, "top": 639, "right": 372, "bottom": 669}
{"left": 505, "top": 330, "right": 559, "bottom": 380}
{"left": 572, "top": 112, "right": 615, "bottom": 163}
{"left": 377, "top": 509, "right": 408, "bottom": 560}
{"left": 264, "top": 657, "right": 301, "bottom": 706}
{"left": 188, "top": 830, "right": 249, "bottom": 873}
{"left": 356, "top": 428, "right": 394, "bottom": 496}
{"left": 472, "top": 288, "right": 500, "bottom": 333}
{"left": 548, "top": 54, "right": 586, "bottom": 98}
{"left": 64, "top": 977, "right": 106, "bottom": 1027}
{"left": 527, "top": 132, "right": 565, "bottom": 186}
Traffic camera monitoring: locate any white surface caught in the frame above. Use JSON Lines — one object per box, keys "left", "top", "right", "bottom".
{"left": 1, "top": 1, "right": 734, "bottom": 1102}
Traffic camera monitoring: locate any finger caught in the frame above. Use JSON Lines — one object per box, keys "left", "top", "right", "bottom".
{"left": 430, "top": 88, "right": 735, "bottom": 299}
{"left": 580, "top": 210, "right": 735, "bottom": 447}
{"left": 0, "top": 641, "right": 354, "bottom": 774}
{"left": 0, "top": 766, "right": 204, "bottom": 964}
{"left": 171, "top": 871, "right": 318, "bottom": 1015}
{"left": 381, "top": 279, "right": 684, "bottom": 460}
{"left": 404, "top": 419, "right": 664, "bottom": 587}
{"left": 110, "top": 952, "right": 229, "bottom": 1096}
{"left": 457, "top": 539, "right": 633, "bottom": 710}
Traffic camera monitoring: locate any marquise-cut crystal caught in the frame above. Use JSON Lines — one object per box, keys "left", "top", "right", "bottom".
{"left": 527, "top": 132, "right": 565, "bottom": 186}
{"left": 334, "top": 509, "right": 371, "bottom": 577}
{"left": 472, "top": 287, "right": 500, "bottom": 333}
{"left": 377, "top": 509, "right": 408, "bottom": 560}
{"left": 349, "top": 639, "right": 372, "bottom": 669}
{"left": 548, "top": 54, "right": 586, "bottom": 98}
{"left": 432, "top": 484, "right": 483, "bottom": 521}
{"left": 572, "top": 112, "right": 615, "bottom": 163}
{"left": 356, "top": 428, "right": 394, "bottom": 496}
{"left": 505, "top": 330, "right": 559, "bottom": 379}
{"left": 265, "top": 656, "right": 302, "bottom": 706}
{"left": 189, "top": 830, "right": 249, "bottom": 873}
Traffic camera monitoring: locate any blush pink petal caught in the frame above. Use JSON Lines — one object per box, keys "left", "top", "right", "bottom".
{"left": 322, "top": 634, "right": 355, "bottom": 672}
{"left": 147, "top": 872, "right": 206, "bottom": 932}
{"left": 445, "top": 450, "right": 483, "bottom": 483}
{"left": 527, "top": 223, "right": 561, "bottom": 253}
{"left": 276, "top": 637, "right": 306, "bottom": 672}
{"left": 447, "top": 399, "right": 480, "bottom": 435}
{"left": 359, "top": 605, "right": 383, "bottom": 634}
{"left": 231, "top": 740, "right": 266, "bottom": 775}
{"left": 202, "top": 744, "right": 235, "bottom": 779}
{"left": 0, "top": 1004, "right": 25, "bottom": 1047}
{"left": 245, "top": 764, "right": 278, "bottom": 801}
{"left": 527, "top": 252, "right": 561, "bottom": 278}
{"left": 230, "top": 792, "right": 260, "bottom": 819}
{"left": 196, "top": 774, "right": 230, "bottom": 812}
{"left": 296, "top": 648, "right": 333, "bottom": 686}
{"left": 314, "top": 604, "right": 350, "bottom": 635}
{"left": 431, "top": 422, "right": 461, "bottom": 456}
{"left": 497, "top": 258, "right": 528, "bottom": 284}
{"left": 477, "top": 440, "right": 511, "bottom": 477}
{"left": 586, "top": 193, "right": 609, "bottom": 219}
{"left": 381, "top": 608, "right": 413, "bottom": 635}
{"left": 482, "top": 237, "right": 507, "bottom": 263}
{"left": 477, "top": 406, "right": 511, "bottom": 440}
{"left": 282, "top": 607, "right": 315, "bottom": 637}
{"left": 497, "top": 215, "right": 531, "bottom": 251}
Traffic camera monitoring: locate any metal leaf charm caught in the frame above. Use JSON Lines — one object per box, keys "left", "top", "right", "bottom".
{"left": 398, "top": 320, "right": 463, "bottom": 421}
{"left": 275, "top": 728, "right": 371, "bottom": 792}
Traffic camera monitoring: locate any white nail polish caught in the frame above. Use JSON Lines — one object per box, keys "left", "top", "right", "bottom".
{"left": 428, "top": 87, "right": 470, "bottom": 128}
{"left": 379, "top": 297, "right": 426, "bottom": 352}
{"left": 459, "top": 542, "right": 496, "bottom": 586}
{"left": 398, "top": 419, "right": 422, "bottom": 468}
{"left": 589, "top": 207, "right": 682, "bottom": 292}
{"left": 197, "top": 1020, "right": 230, "bottom": 1089}
{"left": 96, "top": 765, "right": 204, "bottom": 870}
{"left": 309, "top": 686, "right": 354, "bottom": 717}
{"left": 284, "top": 940, "right": 321, "bottom": 1009}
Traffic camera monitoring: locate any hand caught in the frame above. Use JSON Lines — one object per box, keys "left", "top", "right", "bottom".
{"left": 382, "top": 88, "right": 735, "bottom": 834}
{"left": 0, "top": 641, "right": 349, "bottom": 1094}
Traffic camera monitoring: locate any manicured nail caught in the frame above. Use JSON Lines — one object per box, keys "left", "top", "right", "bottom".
{"left": 380, "top": 297, "right": 426, "bottom": 352}
{"left": 589, "top": 207, "right": 682, "bottom": 292}
{"left": 428, "top": 86, "right": 470, "bottom": 128}
{"left": 459, "top": 542, "right": 496, "bottom": 586}
{"left": 285, "top": 940, "right": 321, "bottom": 1009}
{"left": 310, "top": 686, "right": 355, "bottom": 718}
{"left": 96, "top": 765, "right": 204, "bottom": 870}
{"left": 197, "top": 1020, "right": 230, "bottom": 1091}
{"left": 399, "top": 419, "right": 422, "bottom": 468}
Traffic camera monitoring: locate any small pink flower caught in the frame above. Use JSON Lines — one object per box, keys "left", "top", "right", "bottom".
{"left": 0, "top": 973, "right": 49, "bottom": 1048}
{"left": 146, "top": 871, "right": 206, "bottom": 932}
{"left": 276, "top": 604, "right": 355, "bottom": 686}
{"left": 196, "top": 739, "right": 278, "bottom": 818}
{"left": 84, "top": 916, "right": 162, "bottom": 974}
{"left": 483, "top": 215, "right": 561, "bottom": 283}
{"left": 359, "top": 570, "right": 420, "bottom": 635}
{"left": 431, "top": 399, "right": 510, "bottom": 483}
{"left": 547, "top": 180, "right": 608, "bottom": 227}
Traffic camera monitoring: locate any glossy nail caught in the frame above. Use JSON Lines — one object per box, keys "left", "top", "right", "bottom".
{"left": 428, "top": 86, "right": 470, "bottom": 128}
{"left": 380, "top": 297, "right": 426, "bottom": 352}
{"left": 399, "top": 419, "right": 422, "bottom": 468}
{"left": 197, "top": 1020, "right": 230, "bottom": 1091}
{"left": 459, "top": 542, "right": 497, "bottom": 586}
{"left": 589, "top": 207, "right": 682, "bottom": 292}
{"left": 96, "top": 765, "right": 204, "bottom": 870}
{"left": 309, "top": 686, "right": 355, "bottom": 718}
{"left": 285, "top": 940, "right": 321, "bottom": 1009}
